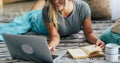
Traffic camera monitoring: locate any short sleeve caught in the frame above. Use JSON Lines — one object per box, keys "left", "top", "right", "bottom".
{"left": 82, "top": 1, "right": 91, "bottom": 20}
{"left": 42, "top": 7, "right": 50, "bottom": 23}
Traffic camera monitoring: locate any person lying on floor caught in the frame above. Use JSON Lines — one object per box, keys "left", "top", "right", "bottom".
{"left": 99, "top": 18, "right": 120, "bottom": 45}
{"left": 0, "top": 0, "right": 105, "bottom": 51}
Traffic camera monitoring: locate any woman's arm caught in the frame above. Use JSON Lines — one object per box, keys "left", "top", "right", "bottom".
{"left": 44, "top": 22, "right": 60, "bottom": 51}
{"left": 31, "top": 0, "right": 46, "bottom": 10}
{"left": 83, "top": 17, "right": 105, "bottom": 49}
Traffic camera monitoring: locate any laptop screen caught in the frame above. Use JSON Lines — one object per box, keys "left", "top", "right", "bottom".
{"left": 2, "top": 34, "right": 54, "bottom": 63}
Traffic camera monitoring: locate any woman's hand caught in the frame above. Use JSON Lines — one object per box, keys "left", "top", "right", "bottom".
{"left": 48, "top": 42, "right": 58, "bottom": 52}
{"left": 44, "top": 22, "right": 60, "bottom": 52}
{"left": 95, "top": 39, "right": 105, "bottom": 50}
{"left": 82, "top": 17, "right": 105, "bottom": 50}
{"left": 48, "top": 45, "right": 55, "bottom": 52}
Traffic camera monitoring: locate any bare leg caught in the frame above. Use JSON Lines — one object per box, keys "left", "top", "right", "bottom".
{"left": 31, "top": 0, "right": 46, "bottom": 10}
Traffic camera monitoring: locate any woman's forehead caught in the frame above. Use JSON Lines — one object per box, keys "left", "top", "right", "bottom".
{"left": 50, "top": 0, "right": 66, "bottom": 4}
{"left": 52, "top": 0, "right": 65, "bottom": 1}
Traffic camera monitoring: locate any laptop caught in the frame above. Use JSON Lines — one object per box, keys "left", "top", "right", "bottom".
{"left": 2, "top": 34, "right": 66, "bottom": 63}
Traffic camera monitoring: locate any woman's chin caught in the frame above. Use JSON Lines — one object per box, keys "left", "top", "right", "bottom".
{"left": 57, "top": 7, "right": 63, "bottom": 11}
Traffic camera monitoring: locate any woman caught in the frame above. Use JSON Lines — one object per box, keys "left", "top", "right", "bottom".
{"left": 0, "top": 0, "right": 104, "bottom": 51}
{"left": 42, "top": 0, "right": 105, "bottom": 51}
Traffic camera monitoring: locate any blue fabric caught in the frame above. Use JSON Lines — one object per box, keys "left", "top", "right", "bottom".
{"left": 30, "top": 10, "right": 48, "bottom": 35}
{"left": 0, "top": 10, "right": 48, "bottom": 41}
{"left": 99, "top": 26, "right": 120, "bottom": 45}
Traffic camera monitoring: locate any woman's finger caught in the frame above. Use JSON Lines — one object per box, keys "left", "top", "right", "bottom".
{"left": 99, "top": 42, "right": 105, "bottom": 49}
{"left": 100, "top": 42, "right": 105, "bottom": 47}
{"left": 95, "top": 40, "right": 99, "bottom": 47}
{"left": 48, "top": 44, "right": 53, "bottom": 49}
{"left": 52, "top": 47, "right": 56, "bottom": 52}
{"left": 101, "top": 45, "right": 105, "bottom": 50}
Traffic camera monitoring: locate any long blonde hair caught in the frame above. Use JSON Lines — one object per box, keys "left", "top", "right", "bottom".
{"left": 47, "top": 0, "right": 65, "bottom": 28}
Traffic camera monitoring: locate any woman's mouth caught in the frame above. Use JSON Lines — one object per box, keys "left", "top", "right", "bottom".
{"left": 56, "top": 3, "right": 61, "bottom": 7}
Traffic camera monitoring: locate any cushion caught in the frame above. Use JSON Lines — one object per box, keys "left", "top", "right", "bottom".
{"left": 111, "top": 18, "right": 120, "bottom": 34}
{"left": 84, "top": 0, "right": 111, "bottom": 19}
{"left": 99, "top": 26, "right": 120, "bottom": 45}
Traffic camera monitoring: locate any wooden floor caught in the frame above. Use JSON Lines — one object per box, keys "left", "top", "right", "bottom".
{"left": 0, "top": 1, "right": 120, "bottom": 63}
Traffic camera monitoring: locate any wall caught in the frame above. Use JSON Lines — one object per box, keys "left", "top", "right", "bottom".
{"left": 111, "top": 0, "right": 120, "bottom": 20}
{"left": 0, "top": 0, "right": 3, "bottom": 13}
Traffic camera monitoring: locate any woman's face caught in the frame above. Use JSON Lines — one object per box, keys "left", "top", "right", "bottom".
{"left": 53, "top": 0, "right": 66, "bottom": 11}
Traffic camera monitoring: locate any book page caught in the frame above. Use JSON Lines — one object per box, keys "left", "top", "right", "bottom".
{"left": 89, "top": 52, "right": 105, "bottom": 57}
{"left": 67, "top": 49, "right": 88, "bottom": 59}
{"left": 81, "top": 45, "right": 102, "bottom": 55}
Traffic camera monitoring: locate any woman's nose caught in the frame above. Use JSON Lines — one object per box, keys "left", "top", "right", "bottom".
{"left": 55, "top": 0, "right": 59, "bottom": 4}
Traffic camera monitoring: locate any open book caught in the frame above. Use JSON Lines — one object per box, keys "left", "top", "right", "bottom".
{"left": 67, "top": 45, "right": 105, "bottom": 59}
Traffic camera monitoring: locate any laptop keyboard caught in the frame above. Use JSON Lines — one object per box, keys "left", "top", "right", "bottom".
{"left": 52, "top": 55, "right": 58, "bottom": 59}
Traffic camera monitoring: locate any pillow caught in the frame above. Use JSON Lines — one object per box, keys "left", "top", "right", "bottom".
{"left": 84, "top": 0, "right": 111, "bottom": 19}
{"left": 99, "top": 26, "right": 120, "bottom": 45}
{"left": 111, "top": 18, "right": 120, "bottom": 34}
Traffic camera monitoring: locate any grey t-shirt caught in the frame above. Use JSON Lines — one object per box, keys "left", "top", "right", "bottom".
{"left": 42, "top": 0, "right": 91, "bottom": 37}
